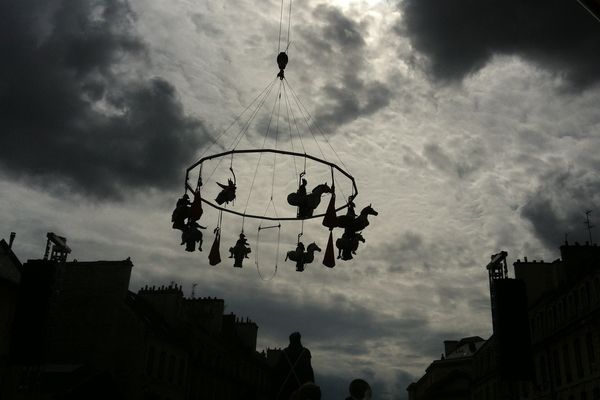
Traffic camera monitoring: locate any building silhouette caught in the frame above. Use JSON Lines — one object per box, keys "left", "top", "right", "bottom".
{"left": 0, "top": 235, "right": 21, "bottom": 400}
{"left": 1, "top": 233, "right": 274, "bottom": 400}
{"left": 408, "top": 242, "right": 600, "bottom": 400}
{"left": 406, "top": 336, "right": 485, "bottom": 400}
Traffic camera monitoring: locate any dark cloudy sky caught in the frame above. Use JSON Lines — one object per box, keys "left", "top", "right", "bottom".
{"left": 2, "top": 0, "right": 600, "bottom": 398}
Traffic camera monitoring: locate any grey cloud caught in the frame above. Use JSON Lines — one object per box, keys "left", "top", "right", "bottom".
{"left": 392, "top": 369, "right": 417, "bottom": 400}
{"left": 191, "top": 13, "right": 223, "bottom": 37}
{"left": 422, "top": 142, "right": 486, "bottom": 179}
{"left": 293, "top": 4, "right": 392, "bottom": 131}
{"left": 399, "top": 0, "right": 600, "bottom": 88}
{"left": 315, "top": 4, "right": 366, "bottom": 50}
{"left": 521, "top": 168, "right": 600, "bottom": 249}
{"left": 316, "top": 80, "right": 392, "bottom": 129}
{"left": 0, "top": 0, "right": 208, "bottom": 199}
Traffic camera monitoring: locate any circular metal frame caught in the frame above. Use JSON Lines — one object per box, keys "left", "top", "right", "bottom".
{"left": 185, "top": 148, "right": 358, "bottom": 221}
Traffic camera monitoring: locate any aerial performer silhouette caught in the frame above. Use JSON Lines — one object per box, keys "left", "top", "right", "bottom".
{"left": 170, "top": 0, "right": 377, "bottom": 278}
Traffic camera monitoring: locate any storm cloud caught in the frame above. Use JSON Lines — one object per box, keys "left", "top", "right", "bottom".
{"left": 295, "top": 4, "right": 392, "bottom": 131}
{"left": 0, "top": 0, "right": 208, "bottom": 199}
{"left": 521, "top": 167, "right": 600, "bottom": 248}
{"left": 399, "top": 0, "right": 600, "bottom": 88}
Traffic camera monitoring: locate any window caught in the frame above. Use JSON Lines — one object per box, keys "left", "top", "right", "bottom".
{"left": 178, "top": 358, "right": 185, "bottom": 386}
{"left": 146, "top": 345, "right": 156, "bottom": 376}
{"left": 588, "top": 332, "right": 596, "bottom": 367}
{"left": 168, "top": 354, "right": 175, "bottom": 383}
{"left": 553, "top": 349, "right": 562, "bottom": 386}
{"left": 574, "top": 338, "right": 585, "bottom": 379}
{"left": 541, "top": 354, "right": 549, "bottom": 388}
{"left": 158, "top": 351, "right": 166, "bottom": 380}
{"left": 564, "top": 344, "right": 573, "bottom": 383}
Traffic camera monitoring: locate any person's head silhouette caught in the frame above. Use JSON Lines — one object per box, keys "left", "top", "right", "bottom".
{"left": 348, "top": 379, "right": 372, "bottom": 400}
{"left": 289, "top": 331, "right": 302, "bottom": 346}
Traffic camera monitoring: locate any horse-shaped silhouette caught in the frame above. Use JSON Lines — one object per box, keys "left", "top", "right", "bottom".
{"left": 285, "top": 242, "right": 321, "bottom": 271}
{"left": 342, "top": 204, "right": 378, "bottom": 233}
{"left": 336, "top": 232, "right": 365, "bottom": 261}
{"left": 287, "top": 183, "right": 332, "bottom": 219}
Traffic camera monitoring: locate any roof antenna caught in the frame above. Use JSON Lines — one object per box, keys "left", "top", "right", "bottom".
{"left": 584, "top": 210, "right": 594, "bottom": 244}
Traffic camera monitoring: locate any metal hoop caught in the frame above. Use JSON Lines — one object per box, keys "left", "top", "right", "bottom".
{"left": 184, "top": 148, "right": 358, "bottom": 221}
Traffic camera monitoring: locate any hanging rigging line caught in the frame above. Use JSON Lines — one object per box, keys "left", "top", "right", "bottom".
{"left": 278, "top": 0, "right": 285, "bottom": 53}
{"left": 201, "top": 78, "right": 277, "bottom": 181}
{"left": 243, "top": 81, "right": 283, "bottom": 217}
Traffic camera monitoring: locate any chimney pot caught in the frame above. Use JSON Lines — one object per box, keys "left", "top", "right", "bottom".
{"left": 9, "top": 232, "right": 15, "bottom": 249}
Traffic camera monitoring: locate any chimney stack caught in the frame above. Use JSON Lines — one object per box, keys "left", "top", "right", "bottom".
{"left": 8, "top": 232, "right": 15, "bottom": 249}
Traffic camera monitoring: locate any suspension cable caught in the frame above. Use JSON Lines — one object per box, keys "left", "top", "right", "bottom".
{"left": 284, "top": 78, "right": 350, "bottom": 200}
{"left": 282, "top": 80, "right": 306, "bottom": 155}
{"left": 285, "top": 78, "right": 352, "bottom": 175}
{"left": 283, "top": 81, "right": 299, "bottom": 179}
{"left": 205, "top": 78, "right": 278, "bottom": 183}
{"left": 283, "top": 78, "right": 326, "bottom": 161}
{"left": 243, "top": 81, "right": 282, "bottom": 216}
{"left": 199, "top": 77, "right": 276, "bottom": 162}
{"left": 286, "top": 0, "right": 293, "bottom": 49}
{"left": 271, "top": 91, "right": 282, "bottom": 200}
{"left": 278, "top": 0, "right": 285, "bottom": 53}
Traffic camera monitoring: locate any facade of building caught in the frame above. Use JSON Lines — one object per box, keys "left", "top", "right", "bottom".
{"left": 514, "top": 243, "right": 600, "bottom": 400}
{"left": 0, "top": 236, "right": 21, "bottom": 400}
{"left": 3, "top": 237, "right": 274, "bottom": 400}
{"left": 406, "top": 336, "right": 485, "bottom": 400}
{"left": 409, "top": 242, "right": 600, "bottom": 400}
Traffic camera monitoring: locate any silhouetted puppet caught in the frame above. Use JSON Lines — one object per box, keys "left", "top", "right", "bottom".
{"left": 346, "top": 379, "right": 372, "bottom": 400}
{"left": 336, "top": 232, "right": 365, "bottom": 260}
{"left": 277, "top": 51, "right": 288, "bottom": 80}
{"left": 344, "top": 204, "right": 378, "bottom": 233}
{"left": 181, "top": 220, "right": 206, "bottom": 252}
{"left": 290, "top": 382, "right": 321, "bottom": 400}
{"left": 285, "top": 242, "right": 321, "bottom": 272}
{"left": 335, "top": 204, "right": 378, "bottom": 261}
{"left": 334, "top": 199, "right": 356, "bottom": 230}
{"left": 215, "top": 178, "right": 236, "bottom": 205}
{"left": 274, "top": 332, "right": 315, "bottom": 400}
{"left": 171, "top": 194, "right": 191, "bottom": 230}
{"left": 229, "top": 233, "right": 251, "bottom": 268}
{"left": 287, "top": 180, "right": 332, "bottom": 219}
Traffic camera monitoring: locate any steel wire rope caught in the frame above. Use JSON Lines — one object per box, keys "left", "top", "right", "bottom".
{"left": 284, "top": 78, "right": 347, "bottom": 201}
{"left": 282, "top": 82, "right": 306, "bottom": 156}
{"left": 197, "top": 77, "right": 276, "bottom": 166}
{"left": 286, "top": 0, "right": 293, "bottom": 48}
{"left": 277, "top": 0, "right": 285, "bottom": 53}
{"left": 205, "top": 78, "right": 278, "bottom": 183}
{"left": 283, "top": 79, "right": 326, "bottom": 162}
{"left": 271, "top": 87, "right": 282, "bottom": 200}
{"left": 242, "top": 81, "right": 283, "bottom": 230}
{"left": 284, "top": 78, "right": 352, "bottom": 176}
{"left": 283, "top": 82, "right": 299, "bottom": 180}
{"left": 285, "top": 83, "right": 356, "bottom": 204}
{"left": 232, "top": 78, "right": 280, "bottom": 151}
{"left": 284, "top": 78, "right": 350, "bottom": 200}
